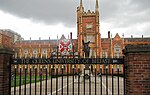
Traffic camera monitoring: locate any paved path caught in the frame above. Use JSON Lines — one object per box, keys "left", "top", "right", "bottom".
{"left": 11, "top": 76, "right": 124, "bottom": 95}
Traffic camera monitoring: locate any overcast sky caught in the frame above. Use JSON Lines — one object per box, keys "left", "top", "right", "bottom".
{"left": 0, "top": 0, "right": 150, "bottom": 40}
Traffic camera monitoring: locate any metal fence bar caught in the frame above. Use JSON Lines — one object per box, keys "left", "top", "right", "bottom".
{"left": 51, "top": 67, "right": 53, "bottom": 95}
{"left": 106, "top": 67, "right": 108, "bottom": 95}
{"left": 56, "top": 67, "right": 58, "bottom": 95}
{"left": 67, "top": 64, "right": 69, "bottom": 95}
{"left": 45, "top": 65, "right": 48, "bottom": 95}
{"left": 100, "top": 68, "right": 102, "bottom": 95}
{"left": 78, "top": 67, "right": 80, "bottom": 95}
{"left": 73, "top": 67, "right": 75, "bottom": 95}
{"left": 29, "top": 66, "right": 32, "bottom": 95}
{"left": 24, "top": 66, "right": 27, "bottom": 95}
{"left": 40, "top": 67, "right": 43, "bottom": 95}
{"left": 14, "top": 66, "right": 16, "bottom": 95}
{"left": 19, "top": 67, "right": 22, "bottom": 95}
{"left": 35, "top": 67, "right": 37, "bottom": 95}
{"left": 56, "top": 47, "right": 59, "bottom": 95}
{"left": 89, "top": 67, "right": 91, "bottom": 95}
{"left": 117, "top": 66, "right": 120, "bottom": 95}
{"left": 95, "top": 66, "right": 96, "bottom": 95}
{"left": 112, "top": 65, "right": 114, "bottom": 95}
{"left": 61, "top": 66, "right": 63, "bottom": 95}
{"left": 84, "top": 68, "right": 85, "bottom": 95}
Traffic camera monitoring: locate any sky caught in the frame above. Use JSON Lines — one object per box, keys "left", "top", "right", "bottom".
{"left": 0, "top": 0, "right": 150, "bottom": 40}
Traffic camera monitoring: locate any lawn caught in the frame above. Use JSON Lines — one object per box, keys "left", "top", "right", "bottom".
{"left": 11, "top": 75, "right": 51, "bottom": 87}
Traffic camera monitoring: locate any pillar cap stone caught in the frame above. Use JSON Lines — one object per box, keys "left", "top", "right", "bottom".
{"left": 123, "top": 44, "right": 150, "bottom": 54}
{"left": 0, "top": 47, "right": 14, "bottom": 55}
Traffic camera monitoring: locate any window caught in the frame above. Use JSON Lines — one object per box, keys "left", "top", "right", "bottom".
{"left": 51, "top": 48, "right": 57, "bottom": 57}
{"left": 33, "top": 49, "right": 38, "bottom": 54}
{"left": 24, "top": 49, "right": 28, "bottom": 58}
{"left": 42, "top": 48, "right": 47, "bottom": 58}
{"left": 86, "top": 23, "right": 92, "bottom": 29}
{"left": 114, "top": 53, "right": 120, "bottom": 58}
{"left": 24, "top": 49, "right": 28, "bottom": 54}
{"left": 114, "top": 47, "right": 120, "bottom": 52}
{"left": 102, "top": 51, "right": 107, "bottom": 58}
{"left": 114, "top": 44, "right": 121, "bottom": 58}
{"left": 87, "top": 35, "right": 95, "bottom": 42}
{"left": 42, "top": 48, "right": 47, "bottom": 54}
{"left": 33, "top": 49, "right": 38, "bottom": 58}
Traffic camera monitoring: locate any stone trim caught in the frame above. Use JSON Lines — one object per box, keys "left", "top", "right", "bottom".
{"left": 0, "top": 48, "right": 14, "bottom": 55}
{"left": 123, "top": 44, "right": 150, "bottom": 54}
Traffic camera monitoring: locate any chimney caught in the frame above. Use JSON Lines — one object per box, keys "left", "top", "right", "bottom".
{"left": 70, "top": 32, "right": 72, "bottom": 39}
{"left": 142, "top": 35, "right": 143, "bottom": 38}
{"left": 122, "top": 33, "right": 124, "bottom": 38}
{"left": 108, "top": 31, "right": 110, "bottom": 38}
{"left": 30, "top": 37, "right": 31, "bottom": 42}
{"left": 39, "top": 37, "right": 41, "bottom": 40}
{"left": 131, "top": 35, "right": 133, "bottom": 38}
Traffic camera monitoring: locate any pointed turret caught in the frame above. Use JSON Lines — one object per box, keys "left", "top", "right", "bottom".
{"left": 95, "top": 0, "right": 99, "bottom": 14}
{"left": 79, "top": 0, "right": 84, "bottom": 11}
{"left": 80, "top": 0, "right": 83, "bottom": 7}
{"left": 95, "top": 0, "right": 99, "bottom": 24}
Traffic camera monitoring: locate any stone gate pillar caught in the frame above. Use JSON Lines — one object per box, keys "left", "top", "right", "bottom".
{"left": 124, "top": 44, "right": 150, "bottom": 95}
{"left": 0, "top": 48, "right": 13, "bottom": 95}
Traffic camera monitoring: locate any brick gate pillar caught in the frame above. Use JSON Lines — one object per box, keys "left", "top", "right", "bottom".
{"left": 0, "top": 48, "right": 13, "bottom": 95}
{"left": 124, "top": 44, "right": 150, "bottom": 95}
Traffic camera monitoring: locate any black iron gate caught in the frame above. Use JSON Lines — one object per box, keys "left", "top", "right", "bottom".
{"left": 10, "top": 56, "right": 125, "bottom": 95}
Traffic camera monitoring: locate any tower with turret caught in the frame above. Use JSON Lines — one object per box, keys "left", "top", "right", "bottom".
{"left": 77, "top": 0, "right": 101, "bottom": 58}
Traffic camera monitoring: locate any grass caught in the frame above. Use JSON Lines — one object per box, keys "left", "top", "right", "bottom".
{"left": 11, "top": 73, "right": 77, "bottom": 87}
{"left": 11, "top": 75, "right": 51, "bottom": 87}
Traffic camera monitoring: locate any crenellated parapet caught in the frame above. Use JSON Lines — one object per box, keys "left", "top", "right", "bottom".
{"left": 82, "top": 10, "right": 96, "bottom": 16}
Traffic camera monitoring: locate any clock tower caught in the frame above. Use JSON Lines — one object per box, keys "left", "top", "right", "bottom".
{"left": 77, "top": 0, "right": 101, "bottom": 58}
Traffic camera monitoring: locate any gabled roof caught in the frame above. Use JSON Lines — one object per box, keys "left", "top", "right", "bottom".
{"left": 114, "top": 33, "right": 121, "bottom": 41}
{"left": 60, "top": 34, "right": 66, "bottom": 40}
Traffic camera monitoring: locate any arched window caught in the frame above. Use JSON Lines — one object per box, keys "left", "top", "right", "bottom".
{"left": 33, "top": 48, "right": 38, "bottom": 58}
{"left": 24, "top": 49, "right": 28, "bottom": 58}
{"left": 42, "top": 48, "right": 47, "bottom": 58}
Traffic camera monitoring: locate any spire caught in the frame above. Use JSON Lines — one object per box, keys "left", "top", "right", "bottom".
{"left": 79, "top": 0, "right": 83, "bottom": 12}
{"left": 95, "top": 0, "right": 99, "bottom": 13}
{"left": 80, "top": 0, "right": 83, "bottom": 7}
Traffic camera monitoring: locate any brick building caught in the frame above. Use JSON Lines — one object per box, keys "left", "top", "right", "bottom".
{"left": 2, "top": 0, "right": 150, "bottom": 74}
{"left": 0, "top": 29, "right": 23, "bottom": 43}
{"left": 0, "top": 32, "right": 12, "bottom": 48}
